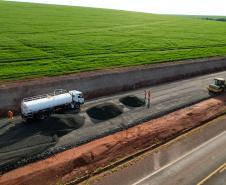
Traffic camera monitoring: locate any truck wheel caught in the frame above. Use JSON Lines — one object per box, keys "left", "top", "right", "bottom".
{"left": 38, "top": 113, "right": 45, "bottom": 120}
{"left": 75, "top": 104, "right": 80, "bottom": 109}
{"left": 36, "top": 111, "right": 50, "bottom": 120}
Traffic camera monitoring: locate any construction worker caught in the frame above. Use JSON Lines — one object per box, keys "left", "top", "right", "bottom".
{"left": 144, "top": 90, "right": 147, "bottom": 103}
{"left": 7, "top": 110, "right": 14, "bottom": 123}
{"left": 148, "top": 90, "right": 151, "bottom": 108}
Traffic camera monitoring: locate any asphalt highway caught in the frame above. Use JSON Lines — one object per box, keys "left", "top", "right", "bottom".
{"left": 133, "top": 131, "right": 226, "bottom": 185}
{"left": 1, "top": 70, "right": 226, "bottom": 173}
{"left": 199, "top": 163, "right": 226, "bottom": 185}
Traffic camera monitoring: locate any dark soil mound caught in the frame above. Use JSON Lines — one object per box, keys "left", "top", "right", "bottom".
{"left": 119, "top": 95, "right": 145, "bottom": 107}
{"left": 28, "top": 114, "right": 85, "bottom": 133}
{"left": 86, "top": 103, "right": 123, "bottom": 121}
{"left": 53, "top": 114, "right": 85, "bottom": 129}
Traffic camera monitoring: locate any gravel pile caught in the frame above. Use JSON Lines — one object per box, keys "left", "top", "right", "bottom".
{"left": 86, "top": 103, "right": 123, "bottom": 120}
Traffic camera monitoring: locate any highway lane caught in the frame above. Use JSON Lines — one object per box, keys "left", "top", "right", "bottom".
{"left": 1, "top": 70, "right": 226, "bottom": 172}
{"left": 133, "top": 131, "right": 226, "bottom": 185}
{"left": 198, "top": 163, "right": 226, "bottom": 185}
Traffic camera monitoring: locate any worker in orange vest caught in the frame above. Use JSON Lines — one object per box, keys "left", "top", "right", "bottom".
{"left": 7, "top": 110, "right": 14, "bottom": 122}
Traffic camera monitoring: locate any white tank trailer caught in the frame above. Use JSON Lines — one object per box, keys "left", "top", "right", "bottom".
{"left": 21, "top": 89, "right": 84, "bottom": 121}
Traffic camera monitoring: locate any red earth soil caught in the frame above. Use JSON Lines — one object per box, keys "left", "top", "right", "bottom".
{"left": 1, "top": 95, "right": 226, "bottom": 185}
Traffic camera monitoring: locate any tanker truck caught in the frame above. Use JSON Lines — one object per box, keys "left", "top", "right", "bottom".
{"left": 21, "top": 89, "right": 84, "bottom": 121}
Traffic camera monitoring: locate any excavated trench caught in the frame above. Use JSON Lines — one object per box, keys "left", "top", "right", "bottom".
{"left": 119, "top": 95, "right": 145, "bottom": 107}
{"left": 86, "top": 103, "right": 123, "bottom": 121}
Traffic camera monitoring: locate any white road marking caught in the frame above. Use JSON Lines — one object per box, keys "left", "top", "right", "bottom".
{"left": 132, "top": 131, "right": 226, "bottom": 185}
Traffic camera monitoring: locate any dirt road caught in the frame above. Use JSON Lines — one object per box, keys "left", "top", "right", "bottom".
{"left": 1, "top": 70, "right": 226, "bottom": 173}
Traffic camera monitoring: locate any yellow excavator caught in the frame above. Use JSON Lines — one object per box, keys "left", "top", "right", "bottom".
{"left": 207, "top": 78, "right": 225, "bottom": 94}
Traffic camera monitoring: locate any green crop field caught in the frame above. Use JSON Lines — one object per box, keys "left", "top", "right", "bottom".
{"left": 1, "top": 1, "right": 226, "bottom": 82}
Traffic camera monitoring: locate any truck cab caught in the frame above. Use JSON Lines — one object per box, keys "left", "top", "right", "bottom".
{"left": 69, "top": 90, "right": 85, "bottom": 105}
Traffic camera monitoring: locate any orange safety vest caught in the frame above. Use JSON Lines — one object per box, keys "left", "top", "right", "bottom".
{"left": 8, "top": 110, "right": 13, "bottom": 119}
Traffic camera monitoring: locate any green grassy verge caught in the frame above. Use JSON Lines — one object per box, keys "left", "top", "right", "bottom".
{"left": 1, "top": 1, "right": 226, "bottom": 81}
